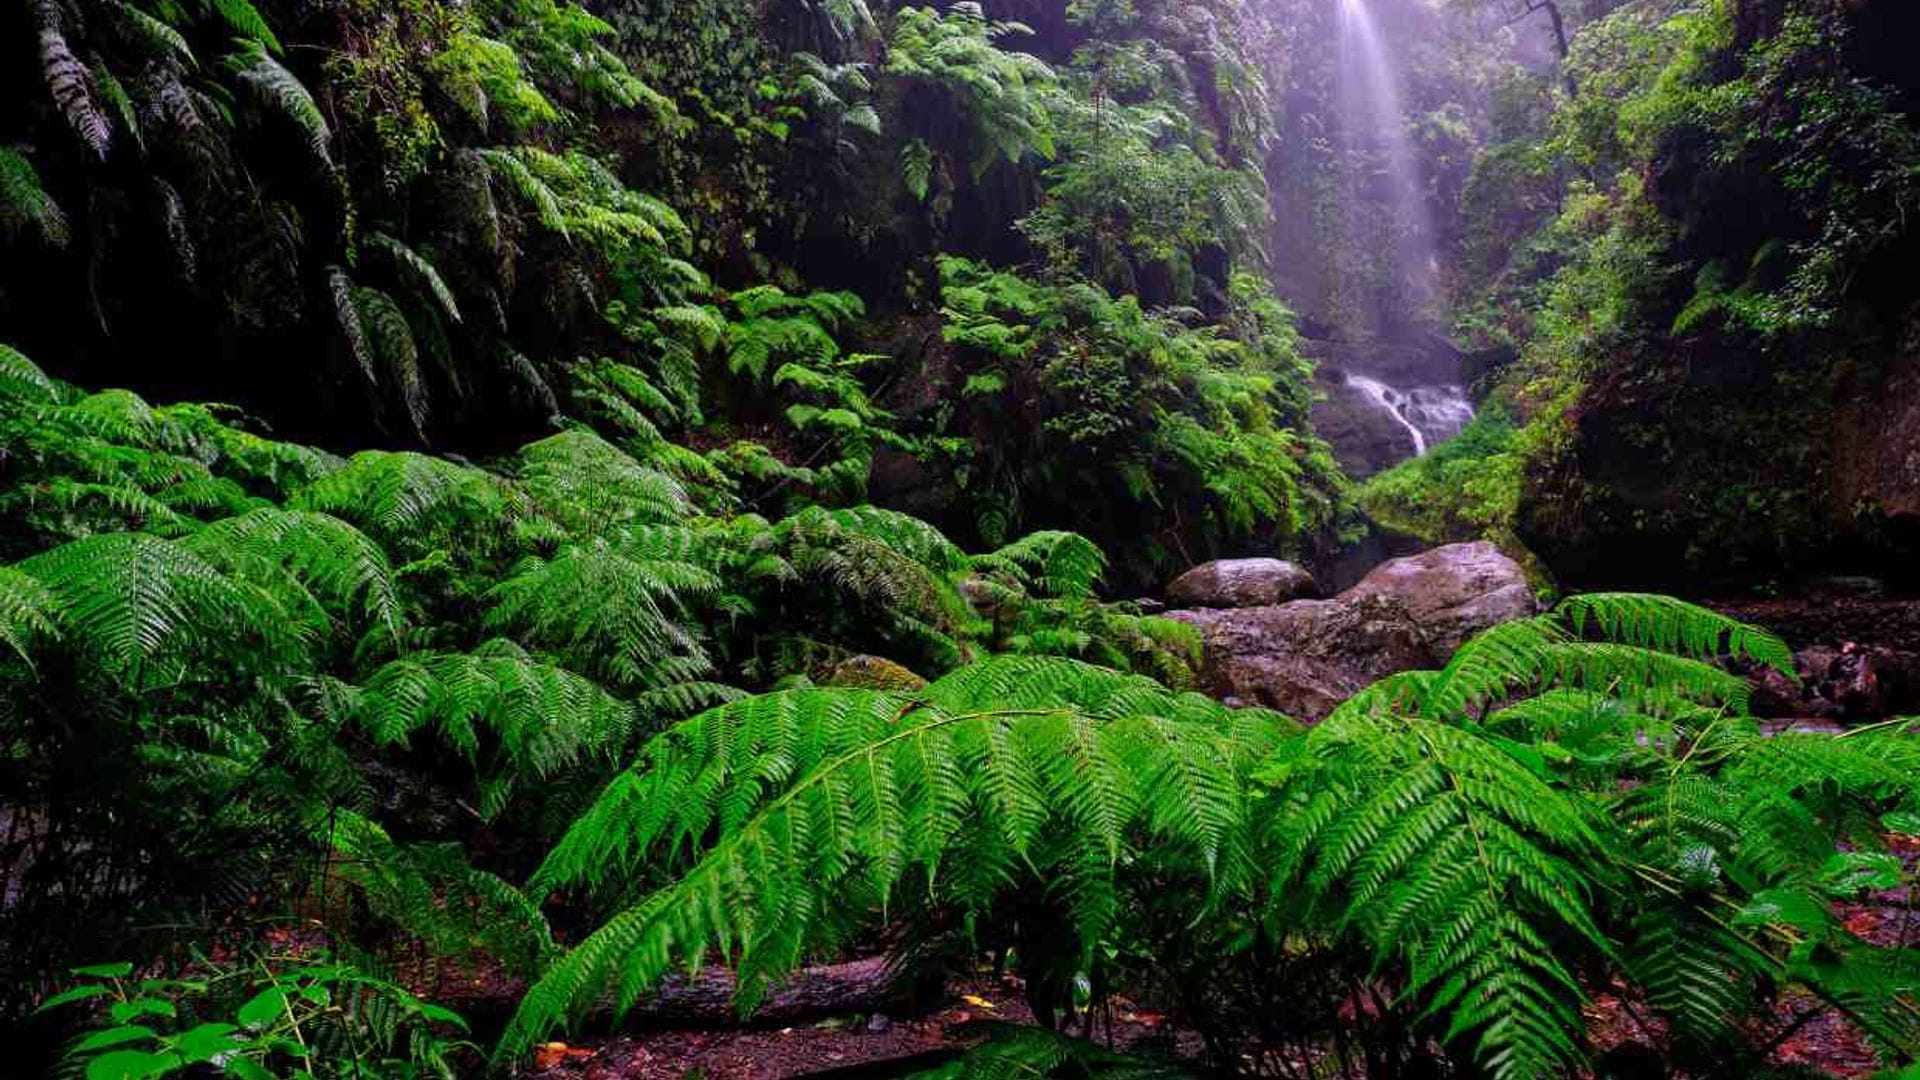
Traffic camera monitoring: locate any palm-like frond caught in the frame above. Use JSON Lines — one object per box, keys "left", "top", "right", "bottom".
{"left": 185, "top": 508, "right": 401, "bottom": 640}
{"left": 293, "top": 451, "right": 513, "bottom": 543}
{"left": 17, "top": 532, "right": 307, "bottom": 680}
{"left": 343, "top": 640, "right": 638, "bottom": 815}
{"left": 484, "top": 540, "right": 718, "bottom": 689}
{"left": 1260, "top": 710, "right": 1612, "bottom": 1079}
{"left": 0, "top": 342, "right": 58, "bottom": 402}
{"left": 500, "top": 657, "right": 1281, "bottom": 1062}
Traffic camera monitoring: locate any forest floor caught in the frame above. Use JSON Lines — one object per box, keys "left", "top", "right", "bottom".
{"left": 506, "top": 833, "right": 1918, "bottom": 1079}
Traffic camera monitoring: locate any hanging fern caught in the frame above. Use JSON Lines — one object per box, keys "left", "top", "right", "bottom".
{"left": 350, "top": 286, "right": 430, "bottom": 440}
{"left": 33, "top": 0, "right": 111, "bottom": 159}
{"left": 0, "top": 147, "right": 69, "bottom": 247}
{"left": 228, "top": 41, "right": 329, "bottom": 164}
{"left": 368, "top": 233, "right": 461, "bottom": 325}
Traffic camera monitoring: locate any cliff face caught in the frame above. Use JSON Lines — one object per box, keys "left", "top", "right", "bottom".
{"left": 1513, "top": 0, "right": 1920, "bottom": 592}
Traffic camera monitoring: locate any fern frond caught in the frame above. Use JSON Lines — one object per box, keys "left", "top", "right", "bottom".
{"left": 116, "top": 2, "right": 196, "bottom": 65}
{"left": 369, "top": 233, "right": 461, "bottom": 325}
{"left": 0, "top": 566, "right": 60, "bottom": 663}
{"left": 203, "top": 0, "right": 282, "bottom": 53}
{"left": 348, "top": 640, "right": 636, "bottom": 804}
{"left": 293, "top": 450, "right": 513, "bottom": 542}
{"left": 0, "top": 342, "right": 58, "bottom": 402}
{"left": 350, "top": 287, "right": 429, "bottom": 439}
{"left": 1263, "top": 712, "right": 1611, "bottom": 1078}
{"left": 484, "top": 541, "right": 717, "bottom": 689}
{"left": 186, "top": 508, "right": 401, "bottom": 640}
{"left": 0, "top": 147, "right": 69, "bottom": 247}
{"left": 228, "top": 41, "right": 329, "bottom": 164}
{"left": 1555, "top": 594, "right": 1795, "bottom": 678}
{"left": 518, "top": 429, "right": 690, "bottom": 532}
{"left": 18, "top": 532, "right": 308, "bottom": 680}
{"left": 501, "top": 658, "right": 1279, "bottom": 1063}
{"left": 33, "top": 0, "right": 110, "bottom": 159}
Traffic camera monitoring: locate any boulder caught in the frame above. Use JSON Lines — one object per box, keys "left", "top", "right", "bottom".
{"left": 1341, "top": 541, "right": 1538, "bottom": 657}
{"left": 1168, "top": 595, "right": 1435, "bottom": 721}
{"left": 1165, "top": 543, "right": 1538, "bottom": 722}
{"left": 1165, "top": 558, "right": 1319, "bottom": 609}
{"left": 826, "top": 655, "right": 929, "bottom": 691}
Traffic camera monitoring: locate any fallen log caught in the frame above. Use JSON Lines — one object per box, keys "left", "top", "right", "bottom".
{"left": 620, "top": 956, "right": 936, "bottom": 1029}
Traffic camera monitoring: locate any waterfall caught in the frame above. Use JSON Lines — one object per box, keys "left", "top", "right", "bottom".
{"left": 1317, "top": 0, "right": 1474, "bottom": 468}
{"left": 1344, "top": 374, "right": 1473, "bottom": 458}
{"left": 1336, "top": 0, "right": 1436, "bottom": 309}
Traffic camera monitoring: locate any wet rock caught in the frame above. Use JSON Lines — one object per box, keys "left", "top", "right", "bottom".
{"left": 1168, "top": 595, "right": 1435, "bottom": 721}
{"left": 1341, "top": 541, "right": 1538, "bottom": 657}
{"left": 1165, "top": 542, "right": 1539, "bottom": 722}
{"left": 1165, "top": 558, "right": 1319, "bottom": 609}
{"left": 826, "top": 655, "right": 929, "bottom": 691}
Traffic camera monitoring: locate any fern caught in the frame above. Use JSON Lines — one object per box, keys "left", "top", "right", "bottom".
{"left": 185, "top": 508, "right": 401, "bottom": 641}
{"left": 1259, "top": 709, "right": 1612, "bottom": 1079}
{"left": 350, "top": 286, "right": 429, "bottom": 439}
{"left": 228, "top": 41, "right": 330, "bottom": 164}
{"left": 292, "top": 450, "right": 515, "bottom": 547}
{"left": 500, "top": 657, "right": 1281, "bottom": 1062}
{"left": 368, "top": 233, "right": 461, "bottom": 325}
{"left": 33, "top": 0, "right": 111, "bottom": 159}
{"left": 203, "top": 0, "right": 282, "bottom": 53}
{"left": 17, "top": 532, "right": 308, "bottom": 681}
{"left": 0, "top": 342, "right": 58, "bottom": 402}
{"left": 0, "top": 148, "right": 69, "bottom": 247}
{"left": 341, "top": 640, "right": 637, "bottom": 814}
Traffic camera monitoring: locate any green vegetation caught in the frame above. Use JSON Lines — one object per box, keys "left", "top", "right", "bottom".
{"left": 7, "top": 0, "right": 1920, "bottom": 1075}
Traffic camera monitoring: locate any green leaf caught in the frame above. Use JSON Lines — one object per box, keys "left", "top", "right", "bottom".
{"left": 72, "top": 1026, "right": 158, "bottom": 1053}
{"left": 1820, "top": 851, "right": 1903, "bottom": 897}
{"left": 84, "top": 1049, "right": 177, "bottom": 1080}
{"left": 166, "top": 1022, "right": 241, "bottom": 1064}
{"left": 73, "top": 962, "right": 136, "bottom": 978}
{"left": 236, "top": 987, "right": 286, "bottom": 1030}
{"left": 36, "top": 985, "right": 111, "bottom": 1013}
{"left": 109, "top": 999, "right": 176, "bottom": 1024}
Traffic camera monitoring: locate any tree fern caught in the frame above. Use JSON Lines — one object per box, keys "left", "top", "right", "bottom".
{"left": 517, "top": 429, "right": 690, "bottom": 533}
{"left": 292, "top": 450, "right": 514, "bottom": 544}
{"left": 17, "top": 532, "right": 308, "bottom": 682}
{"left": 484, "top": 539, "right": 719, "bottom": 689}
{"left": 500, "top": 656, "right": 1281, "bottom": 1063}
{"left": 184, "top": 508, "right": 401, "bottom": 642}
{"left": 1258, "top": 709, "right": 1612, "bottom": 1079}
{"left": 338, "top": 640, "right": 637, "bottom": 816}
{"left": 0, "top": 566, "right": 60, "bottom": 663}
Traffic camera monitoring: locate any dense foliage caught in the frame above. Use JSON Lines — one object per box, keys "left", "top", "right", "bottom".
{"left": 7, "top": 0, "right": 1920, "bottom": 1077}
{"left": 1371, "top": 0, "right": 1920, "bottom": 587}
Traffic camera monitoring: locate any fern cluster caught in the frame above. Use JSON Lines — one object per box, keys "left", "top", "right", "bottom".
{"left": 0, "top": 347, "right": 1175, "bottom": 1032}
{"left": 503, "top": 592, "right": 1920, "bottom": 1078}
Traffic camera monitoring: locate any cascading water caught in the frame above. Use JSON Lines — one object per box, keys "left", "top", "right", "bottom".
{"left": 1343, "top": 374, "right": 1475, "bottom": 457}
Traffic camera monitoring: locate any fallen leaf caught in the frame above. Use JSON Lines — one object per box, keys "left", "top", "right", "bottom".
{"left": 960, "top": 994, "right": 999, "bottom": 1012}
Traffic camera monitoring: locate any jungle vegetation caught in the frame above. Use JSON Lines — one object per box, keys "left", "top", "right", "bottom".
{"left": 3, "top": 0, "right": 1919, "bottom": 1077}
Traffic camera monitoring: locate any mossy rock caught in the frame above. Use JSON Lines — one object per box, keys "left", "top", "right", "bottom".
{"left": 825, "top": 655, "right": 930, "bottom": 691}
